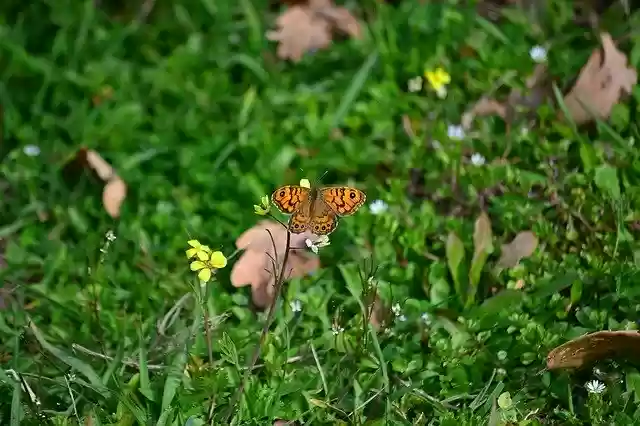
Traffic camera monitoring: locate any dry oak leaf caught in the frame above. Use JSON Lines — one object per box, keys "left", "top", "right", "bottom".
{"left": 547, "top": 330, "right": 640, "bottom": 370}
{"left": 266, "top": 0, "right": 361, "bottom": 62}
{"left": 230, "top": 220, "right": 319, "bottom": 308}
{"left": 562, "top": 32, "right": 637, "bottom": 125}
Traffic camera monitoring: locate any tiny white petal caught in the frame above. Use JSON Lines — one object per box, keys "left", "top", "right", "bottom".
{"left": 408, "top": 76, "right": 423, "bottom": 93}
{"left": 529, "top": 45, "right": 547, "bottom": 63}
{"left": 23, "top": 145, "right": 41, "bottom": 157}
{"left": 392, "top": 303, "right": 402, "bottom": 315}
{"left": 369, "top": 199, "right": 388, "bottom": 215}
{"left": 398, "top": 314, "right": 407, "bottom": 322}
{"left": 289, "top": 299, "right": 302, "bottom": 312}
{"left": 470, "top": 153, "right": 486, "bottom": 166}
{"left": 585, "top": 380, "right": 606, "bottom": 394}
{"left": 305, "top": 239, "right": 313, "bottom": 249}
{"left": 447, "top": 125, "right": 465, "bottom": 140}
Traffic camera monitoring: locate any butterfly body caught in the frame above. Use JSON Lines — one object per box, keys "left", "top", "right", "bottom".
{"left": 271, "top": 184, "right": 366, "bottom": 235}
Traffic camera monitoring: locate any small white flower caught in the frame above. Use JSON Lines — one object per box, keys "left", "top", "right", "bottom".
{"left": 289, "top": 299, "right": 302, "bottom": 313}
{"left": 585, "top": 379, "right": 606, "bottom": 394}
{"left": 408, "top": 76, "right": 423, "bottom": 93}
{"left": 392, "top": 303, "right": 402, "bottom": 316}
{"left": 435, "top": 86, "right": 447, "bottom": 99}
{"left": 305, "top": 235, "right": 330, "bottom": 254}
{"left": 105, "top": 230, "right": 116, "bottom": 242}
{"left": 397, "top": 314, "right": 407, "bottom": 322}
{"left": 470, "top": 153, "right": 486, "bottom": 166}
{"left": 331, "top": 324, "right": 344, "bottom": 335}
{"left": 421, "top": 312, "right": 432, "bottom": 325}
{"left": 529, "top": 45, "right": 547, "bottom": 63}
{"left": 447, "top": 124, "right": 465, "bottom": 140}
{"left": 23, "top": 145, "right": 41, "bottom": 157}
{"left": 369, "top": 199, "right": 388, "bottom": 215}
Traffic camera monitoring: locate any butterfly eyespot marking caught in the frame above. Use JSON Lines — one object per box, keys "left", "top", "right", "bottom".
{"left": 279, "top": 190, "right": 285, "bottom": 196}
{"left": 349, "top": 191, "right": 356, "bottom": 199}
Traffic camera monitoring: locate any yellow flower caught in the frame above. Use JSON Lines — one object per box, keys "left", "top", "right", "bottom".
{"left": 189, "top": 250, "right": 227, "bottom": 283}
{"left": 300, "top": 179, "right": 311, "bottom": 188}
{"left": 186, "top": 239, "right": 211, "bottom": 260}
{"left": 424, "top": 68, "right": 450, "bottom": 98}
{"left": 254, "top": 194, "right": 271, "bottom": 216}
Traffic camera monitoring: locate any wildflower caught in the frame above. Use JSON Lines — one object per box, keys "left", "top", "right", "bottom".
{"left": 190, "top": 250, "right": 227, "bottom": 283}
{"left": 331, "top": 323, "right": 345, "bottom": 335}
{"left": 186, "top": 239, "right": 211, "bottom": 260}
{"left": 305, "top": 235, "right": 330, "bottom": 254}
{"left": 289, "top": 299, "right": 302, "bottom": 313}
{"left": 369, "top": 199, "right": 388, "bottom": 215}
{"left": 421, "top": 312, "right": 432, "bottom": 325}
{"left": 447, "top": 124, "right": 465, "bottom": 140}
{"left": 392, "top": 303, "right": 402, "bottom": 316}
{"left": 529, "top": 45, "right": 547, "bottom": 63}
{"left": 585, "top": 380, "right": 606, "bottom": 394}
{"left": 407, "top": 76, "right": 423, "bottom": 93}
{"left": 254, "top": 195, "right": 271, "bottom": 216}
{"left": 300, "top": 179, "right": 311, "bottom": 188}
{"left": 470, "top": 153, "right": 486, "bottom": 166}
{"left": 23, "top": 145, "right": 41, "bottom": 157}
{"left": 424, "top": 67, "right": 451, "bottom": 99}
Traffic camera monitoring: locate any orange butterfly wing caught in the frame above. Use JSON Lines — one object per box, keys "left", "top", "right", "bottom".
{"left": 271, "top": 185, "right": 310, "bottom": 214}
{"left": 320, "top": 186, "right": 366, "bottom": 216}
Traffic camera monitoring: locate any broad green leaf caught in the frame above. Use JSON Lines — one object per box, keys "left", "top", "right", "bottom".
{"left": 219, "top": 332, "right": 239, "bottom": 366}
{"left": 468, "top": 212, "right": 493, "bottom": 307}
{"left": 445, "top": 232, "right": 465, "bottom": 301}
{"left": 594, "top": 164, "right": 621, "bottom": 200}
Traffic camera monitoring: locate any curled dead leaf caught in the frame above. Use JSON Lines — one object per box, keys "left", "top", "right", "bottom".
{"left": 547, "top": 330, "right": 640, "bottom": 370}
{"left": 266, "top": 0, "right": 361, "bottom": 62}
{"left": 231, "top": 220, "right": 319, "bottom": 308}
{"left": 496, "top": 231, "right": 538, "bottom": 268}
{"left": 561, "top": 32, "right": 637, "bottom": 125}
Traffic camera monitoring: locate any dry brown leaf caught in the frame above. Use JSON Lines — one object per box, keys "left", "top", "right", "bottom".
{"left": 562, "top": 32, "right": 638, "bottom": 125}
{"left": 266, "top": 0, "right": 361, "bottom": 62}
{"left": 231, "top": 220, "right": 319, "bottom": 308}
{"left": 496, "top": 231, "right": 538, "bottom": 268}
{"left": 547, "top": 330, "right": 640, "bottom": 370}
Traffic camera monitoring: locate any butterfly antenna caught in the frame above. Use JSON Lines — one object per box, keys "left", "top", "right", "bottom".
{"left": 318, "top": 170, "right": 329, "bottom": 184}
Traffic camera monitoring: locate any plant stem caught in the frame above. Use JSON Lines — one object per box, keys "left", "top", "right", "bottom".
{"left": 223, "top": 230, "right": 292, "bottom": 421}
{"left": 202, "top": 281, "right": 217, "bottom": 425}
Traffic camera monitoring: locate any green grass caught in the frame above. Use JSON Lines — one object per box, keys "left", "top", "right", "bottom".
{"left": 1, "top": 0, "right": 640, "bottom": 424}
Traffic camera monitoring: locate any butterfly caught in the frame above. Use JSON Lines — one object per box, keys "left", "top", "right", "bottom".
{"left": 271, "top": 184, "right": 366, "bottom": 235}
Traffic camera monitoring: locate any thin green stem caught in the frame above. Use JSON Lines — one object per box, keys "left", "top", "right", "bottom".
{"left": 223, "top": 229, "right": 292, "bottom": 421}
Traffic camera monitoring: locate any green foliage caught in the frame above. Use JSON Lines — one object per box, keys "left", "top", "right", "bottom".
{"left": 1, "top": 0, "right": 640, "bottom": 424}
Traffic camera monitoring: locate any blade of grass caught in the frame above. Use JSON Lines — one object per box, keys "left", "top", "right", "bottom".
{"left": 29, "top": 321, "right": 108, "bottom": 397}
